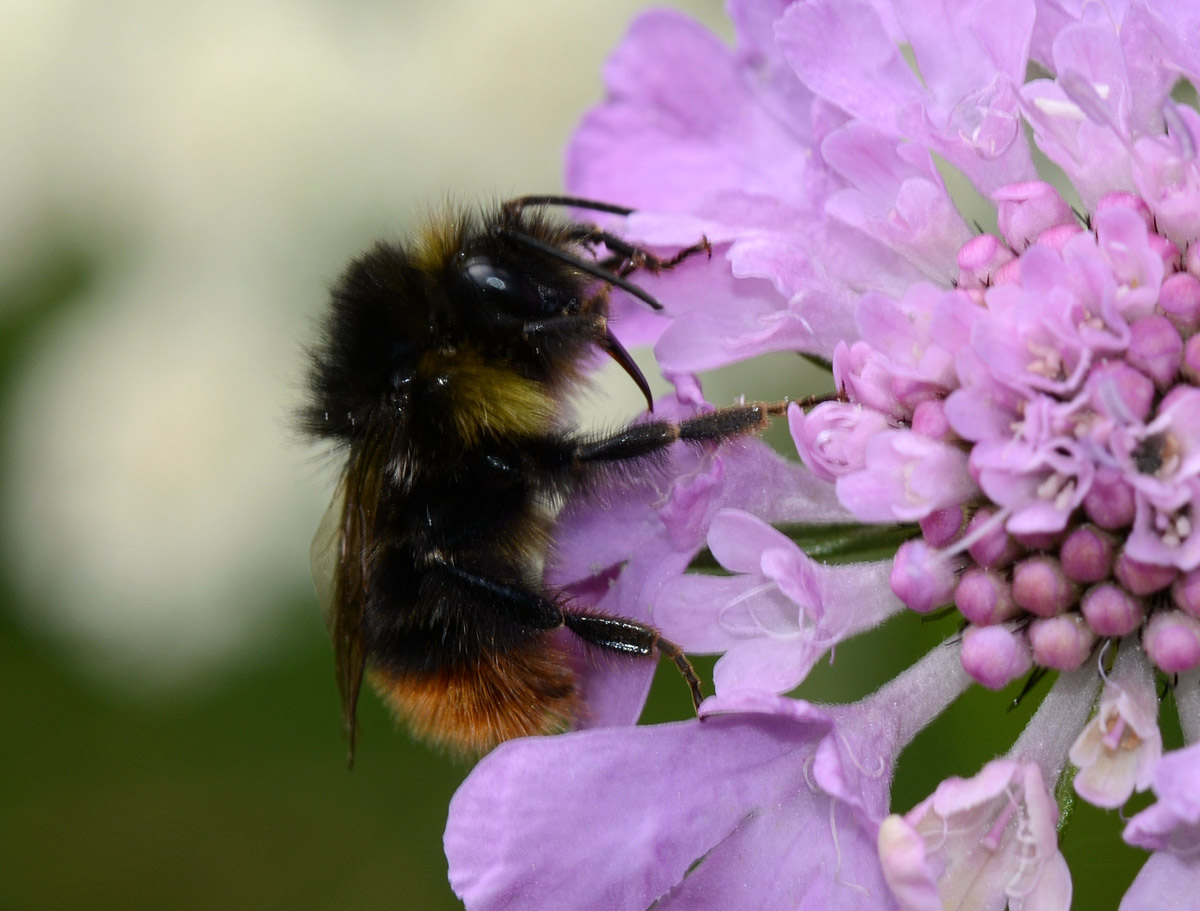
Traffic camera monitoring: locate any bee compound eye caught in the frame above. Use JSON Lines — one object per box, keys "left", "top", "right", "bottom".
{"left": 463, "top": 259, "right": 545, "bottom": 316}
{"left": 464, "top": 261, "right": 512, "bottom": 293}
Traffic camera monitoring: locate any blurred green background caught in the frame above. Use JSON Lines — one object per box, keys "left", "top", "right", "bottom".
{"left": 0, "top": 1, "right": 1155, "bottom": 908}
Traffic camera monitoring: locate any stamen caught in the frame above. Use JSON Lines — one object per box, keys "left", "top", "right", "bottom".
{"left": 981, "top": 789, "right": 1020, "bottom": 851}
{"left": 1100, "top": 714, "right": 1127, "bottom": 751}
{"left": 1035, "top": 472, "right": 1065, "bottom": 500}
{"left": 1033, "top": 96, "right": 1086, "bottom": 119}
{"left": 829, "top": 801, "right": 870, "bottom": 896}
{"left": 1054, "top": 480, "right": 1077, "bottom": 512}
{"left": 717, "top": 581, "right": 787, "bottom": 636}
{"left": 1027, "top": 341, "right": 1064, "bottom": 379}
{"left": 837, "top": 730, "right": 889, "bottom": 779}
{"left": 943, "top": 506, "right": 1012, "bottom": 559}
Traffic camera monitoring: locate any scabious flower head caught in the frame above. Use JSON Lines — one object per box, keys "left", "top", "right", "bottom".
{"left": 446, "top": 1, "right": 1200, "bottom": 908}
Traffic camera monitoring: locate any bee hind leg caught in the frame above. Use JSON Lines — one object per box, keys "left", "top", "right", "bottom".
{"left": 434, "top": 561, "right": 704, "bottom": 712}
{"left": 561, "top": 611, "right": 704, "bottom": 712}
{"left": 436, "top": 561, "right": 563, "bottom": 629}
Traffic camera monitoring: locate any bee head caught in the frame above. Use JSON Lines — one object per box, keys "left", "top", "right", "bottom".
{"left": 452, "top": 226, "right": 601, "bottom": 366}
{"left": 444, "top": 207, "right": 653, "bottom": 408}
{"left": 302, "top": 206, "right": 655, "bottom": 446}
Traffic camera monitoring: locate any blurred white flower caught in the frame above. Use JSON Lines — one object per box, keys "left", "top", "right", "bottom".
{"left": 3, "top": 263, "right": 318, "bottom": 687}
{"left": 0, "top": 0, "right": 726, "bottom": 691}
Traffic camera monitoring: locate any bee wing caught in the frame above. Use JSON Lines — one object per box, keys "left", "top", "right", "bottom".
{"left": 310, "top": 476, "right": 350, "bottom": 639}
{"left": 310, "top": 443, "right": 385, "bottom": 764}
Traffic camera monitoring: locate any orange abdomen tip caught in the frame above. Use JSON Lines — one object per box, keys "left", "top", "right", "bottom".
{"left": 370, "top": 640, "right": 578, "bottom": 755}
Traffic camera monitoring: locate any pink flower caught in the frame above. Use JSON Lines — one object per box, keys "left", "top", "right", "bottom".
{"left": 445, "top": 1, "right": 1200, "bottom": 908}
{"left": 878, "top": 666, "right": 1097, "bottom": 911}
{"left": 879, "top": 762, "right": 1069, "bottom": 911}
{"left": 447, "top": 643, "right": 970, "bottom": 911}
{"left": 837, "top": 430, "right": 976, "bottom": 523}
{"left": 655, "top": 508, "right": 902, "bottom": 696}
{"left": 790, "top": 400, "right": 891, "bottom": 482}
{"left": 1121, "top": 740, "right": 1200, "bottom": 910}
{"left": 1069, "top": 642, "right": 1162, "bottom": 808}
{"left": 1124, "top": 740, "right": 1200, "bottom": 854}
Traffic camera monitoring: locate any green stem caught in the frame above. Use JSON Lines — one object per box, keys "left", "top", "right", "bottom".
{"left": 688, "top": 522, "right": 918, "bottom": 573}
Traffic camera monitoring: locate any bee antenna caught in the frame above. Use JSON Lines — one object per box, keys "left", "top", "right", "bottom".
{"left": 504, "top": 195, "right": 635, "bottom": 218}
{"left": 495, "top": 227, "right": 665, "bottom": 311}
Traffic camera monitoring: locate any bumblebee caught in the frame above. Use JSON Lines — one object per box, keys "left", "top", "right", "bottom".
{"left": 302, "top": 196, "right": 779, "bottom": 759}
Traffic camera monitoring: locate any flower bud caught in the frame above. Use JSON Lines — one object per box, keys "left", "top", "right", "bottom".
{"left": 961, "top": 625, "right": 1032, "bottom": 689}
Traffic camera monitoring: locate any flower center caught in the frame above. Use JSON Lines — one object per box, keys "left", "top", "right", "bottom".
{"left": 853, "top": 185, "right": 1200, "bottom": 685}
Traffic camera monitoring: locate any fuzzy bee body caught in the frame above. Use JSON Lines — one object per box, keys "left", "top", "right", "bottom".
{"left": 303, "top": 197, "right": 775, "bottom": 759}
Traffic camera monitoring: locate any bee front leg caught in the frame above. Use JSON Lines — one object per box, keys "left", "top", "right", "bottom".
{"left": 565, "top": 227, "right": 712, "bottom": 278}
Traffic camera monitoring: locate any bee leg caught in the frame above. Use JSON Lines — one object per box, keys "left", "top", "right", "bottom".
{"left": 437, "top": 561, "right": 564, "bottom": 629}
{"left": 572, "top": 401, "right": 788, "bottom": 466}
{"left": 495, "top": 226, "right": 670, "bottom": 312}
{"left": 677, "top": 401, "right": 788, "bottom": 440}
{"left": 437, "top": 562, "right": 704, "bottom": 712}
{"left": 561, "top": 611, "right": 704, "bottom": 712}
{"left": 568, "top": 227, "right": 712, "bottom": 277}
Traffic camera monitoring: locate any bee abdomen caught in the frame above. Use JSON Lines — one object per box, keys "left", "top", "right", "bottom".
{"left": 369, "top": 637, "right": 576, "bottom": 754}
